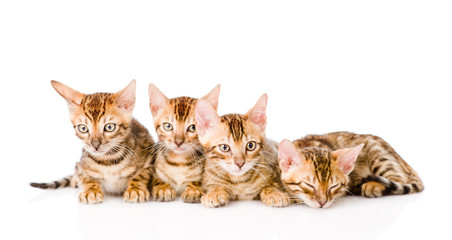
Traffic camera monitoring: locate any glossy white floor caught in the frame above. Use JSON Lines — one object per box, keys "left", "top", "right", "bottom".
{"left": 1, "top": 1, "right": 451, "bottom": 240}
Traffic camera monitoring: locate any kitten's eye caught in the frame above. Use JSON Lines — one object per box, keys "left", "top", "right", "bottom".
{"left": 219, "top": 144, "right": 230, "bottom": 152}
{"left": 78, "top": 124, "right": 89, "bottom": 133}
{"left": 163, "top": 123, "right": 173, "bottom": 131}
{"left": 302, "top": 182, "right": 316, "bottom": 190}
{"left": 329, "top": 184, "right": 341, "bottom": 191}
{"left": 104, "top": 123, "right": 116, "bottom": 132}
{"left": 187, "top": 124, "right": 196, "bottom": 133}
{"left": 246, "top": 141, "right": 257, "bottom": 151}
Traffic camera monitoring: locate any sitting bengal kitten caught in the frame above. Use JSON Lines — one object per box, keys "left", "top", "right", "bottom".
{"left": 148, "top": 83, "right": 220, "bottom": 203}
{"left": 30, "top": 80, "right": 154, "bottom": 204}
{"left": 278, "top": 132, "right": 424, "bottom": 208}
{"left": 195, "top": 94, "right": 290, "bottom": 208}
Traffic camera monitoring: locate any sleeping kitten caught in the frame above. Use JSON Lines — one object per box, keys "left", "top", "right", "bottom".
{"left": 30, "top": 80, "right": 154, "bottom": 204}
{"left": 278, "top": 132, "right": 424, "bottom": 208}
{"left": 148, "top": 84, "right": 220, "bottom": 203}
{"left": 195, "top": 94, "right": 290, "bottom": 208}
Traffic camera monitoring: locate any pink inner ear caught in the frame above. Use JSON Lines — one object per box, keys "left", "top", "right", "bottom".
{"left": 194, "top": 100, "right": 220, "bottom": 136}
{"left": 201, "top": 84, "right": 220, "bottom": 111}
{"left": 336, "top": 144, "right": 364, "bottom": 175}
{"left": 115, "top": 80, "right": 136, "bottom": 112}
{"left": 248, "top": 94, "right": 268, "bottom": 131}
{"left": 148, "top": 83, "right": 169, "bottom": 116}
{"left": 278, "top": 139, "right": 304, "bottom": 172}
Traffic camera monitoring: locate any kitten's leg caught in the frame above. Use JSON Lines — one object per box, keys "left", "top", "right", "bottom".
{"left": 78, "top": 175, "right": 103, "bottom": 204}
{"left": 151, "top": 177, "right": 176, "bottom": 202}
{"left": 123, "top": 167, "right": 152, "bottom": 203}
{"left": 181, "top": 181, "right": 203, "bottom": 203}
{"left": 260, "top": 186, "right": 290, "bottom": 207}
{"left": 201, "top": 186, "right": 230, "bottom": 208}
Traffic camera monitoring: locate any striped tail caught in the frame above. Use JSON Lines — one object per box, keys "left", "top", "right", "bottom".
{"left": 351, "top": 175, "right": 424, "bottom": 196}
{"left": 30, "top": 175, "right": 76, "bottom": 190}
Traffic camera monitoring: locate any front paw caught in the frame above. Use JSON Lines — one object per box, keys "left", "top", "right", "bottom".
{"left": 362, "top": 181, "right": 386, "bottom": 198}
{"left": 201, "top": 190, "right": 229, "bottom": 208}
{"left": 261, "top": 190, "right": 290, "bottom": 207}
{"left": 79, "top": 190, "right": 104, "bottom": 204}
{"left": 123, "top": 187, "right": 151, "bottom": 203}
{"left": 181, "top": 187, "right": 202, "bottom": 203}
{"left": 152, "top": 184, "right": 176, "bottom": 202}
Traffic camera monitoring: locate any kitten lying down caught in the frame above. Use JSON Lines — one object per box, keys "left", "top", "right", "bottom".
{"left": 278, "top": 132, "right": 424, "bottom": 208}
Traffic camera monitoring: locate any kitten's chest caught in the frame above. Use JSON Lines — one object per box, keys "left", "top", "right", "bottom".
{"left": 80, "top": 157, "right": 137, "bottom": 194}
{"left": 155, "top": 155, "right": 203, "bottom": 193}
{"left": 228, "top": 173, "right": 266, "bottom": 200}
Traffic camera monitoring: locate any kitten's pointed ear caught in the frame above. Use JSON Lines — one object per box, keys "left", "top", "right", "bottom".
{"left": 51, "top": 80, "right": 84, "bottom": 108}
{"left": 115, "top": 79, "right": 136, "bottom": 112}
{"left": 278, "top": 139, "right": 305, "bottom": 172}
{"left": 200, "top": 84, "right": 220, "bottom": 111}
{"left": 246, "top": 94, "right": 267, "bottom": 131}
{"left": 148, "top": 83, "right": 169, "bottom": 117}
{"left": 332, "top": 144, "right": 364, "bottom": 175}
{"left": 195, "top": 99, "right": 220, "bottom": 137}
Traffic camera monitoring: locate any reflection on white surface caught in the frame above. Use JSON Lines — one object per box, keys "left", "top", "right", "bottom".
{"left": 21, "top": 188, "right": 425, "bottom": 240}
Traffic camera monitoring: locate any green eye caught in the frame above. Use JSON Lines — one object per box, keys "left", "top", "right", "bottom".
{"left": 187, "top": 124, "right": 196, "bottom": 133}
{"left": 104, "top": 123, "right": 116, "bottom": 132}
{"left": 78, "top": 124, "right": 89, "bottom": 133}
{"left": 219, "top": 144, "right": 230, "bottom": 152}
{"left": 163, "top": 123, "right": 173, "bottom": 131}
{"left": 246, "top": 141, "right": 257, "bottom": 151}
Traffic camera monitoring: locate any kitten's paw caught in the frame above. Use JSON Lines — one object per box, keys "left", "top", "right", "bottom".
{"left": 123, "top": 187, "right": 150, "bottom": 203}
{"left": 181, "top": 187, "right": 202, "bottom": 203}
{"left": 79, "top": 190, "right": 104, "bottom": 204}
{"left": 362, "top": 181, "right": 386, "bottom": 198}
{"left": 152, "top": 184, "right": 176, "bottom": 202}
{"left": 261, "top": 190, "right": 290, "bottom": 207}
{"left": 201, "top": 190, "right": 229, "bottom": 208}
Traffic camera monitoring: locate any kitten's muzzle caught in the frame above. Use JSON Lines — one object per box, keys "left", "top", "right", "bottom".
{"left": 174, "top": 134, "right": 185, "bottom": 147}
{"left": 91, "top": 139, "right": 102, "bottom": 150}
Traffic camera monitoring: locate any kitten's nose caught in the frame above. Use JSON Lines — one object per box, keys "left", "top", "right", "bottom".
{"left": 317, "top": 200, "right": 327, "bottom": 208}
{"left": 91, "top": 139, "right": 101, "bottom": 150}
{"left": 174, "top": 138, "right": 184, "bottom": 147}
{"left": 235, "top": 161, "right": 245, "bottom": 169}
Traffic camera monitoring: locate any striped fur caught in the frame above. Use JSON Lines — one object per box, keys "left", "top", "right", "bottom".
{"left": 148, "top": 84, "right": 220, "bottom": 203}
{"left": 30, "top": 80, "right": 154, "bottom": 204}
{"left": 195, "top": 95, "right": 290, "bottom": 208}
{"left": 279, "top": 132, "right": 424, "bottom": 208}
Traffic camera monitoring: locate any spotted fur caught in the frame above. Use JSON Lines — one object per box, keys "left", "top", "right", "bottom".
{"left": 278, "top": 132, "right": 424, "bottom": 208}
{"left": 195, "top": 94, "right": 290, "bottom": 208}
{"left": 148, "top": 84, "right": 220, "bottom": 203}
{"left": 30, "top": 80, "right": 154, "bottom": 204}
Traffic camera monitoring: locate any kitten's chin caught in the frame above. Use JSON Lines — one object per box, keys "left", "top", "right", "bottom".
{"left": 84, "top": 146, "right": 110, "bottom": 156}
{"left": 228, "top": 170, "right": 247, "bottom": 176}
{"left": 87, "top": 149, "right": 107, "bottom": 156}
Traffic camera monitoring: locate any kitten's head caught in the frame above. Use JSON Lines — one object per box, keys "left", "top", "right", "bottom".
{"left": 195, "top": 94, "right": 268, "bottom": 176}
{"left": 148, "top": 84, "right": 220, "bottom": 154}
{"left": 278, "top": 140, "right": 363, "bottom": 208}
{"left": 51, "top": 80, "right": 136, "bottom": 156}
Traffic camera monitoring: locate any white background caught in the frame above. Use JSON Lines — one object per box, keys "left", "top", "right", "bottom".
{"left": 1, "top": 1, "right": 451, "bottom": 240}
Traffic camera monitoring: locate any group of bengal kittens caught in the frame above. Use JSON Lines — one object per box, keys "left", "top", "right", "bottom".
{"left": 30, "top": 80, "right": 424, "bottom": 208}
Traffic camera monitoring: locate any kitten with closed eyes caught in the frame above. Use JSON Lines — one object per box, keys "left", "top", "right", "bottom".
{"left": 278, "top": 132, "right": 424, "bottom": 208}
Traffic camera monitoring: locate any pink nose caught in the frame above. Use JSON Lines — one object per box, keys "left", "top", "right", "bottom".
{"left": 318, "top": 200, "right": 327, "bottom": 208}
{"left": 235, "top": 161, "right": 245, "bottom": 169}
{"left": 175, "top": 139, "right": 184, "bottom": 147}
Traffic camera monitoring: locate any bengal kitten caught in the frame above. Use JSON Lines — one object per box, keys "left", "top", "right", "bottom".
{"left": 195, "top": 94, "right": 290, "bottom": 208}
{"left": 30, "top": 80, "right": 154, "bottom": 204}
{"left": 278, "top": 132, "right": 424, "bottom": 208}
{"left": 148, "top": 84, "right": 220, "bottom": 203}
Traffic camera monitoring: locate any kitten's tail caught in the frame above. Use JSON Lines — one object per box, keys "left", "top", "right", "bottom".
{"left": 30, "top": 175, "right": 76, "bottom": 190}
{"left": 356, "top": 175, "right": 424, "bottom": 195}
